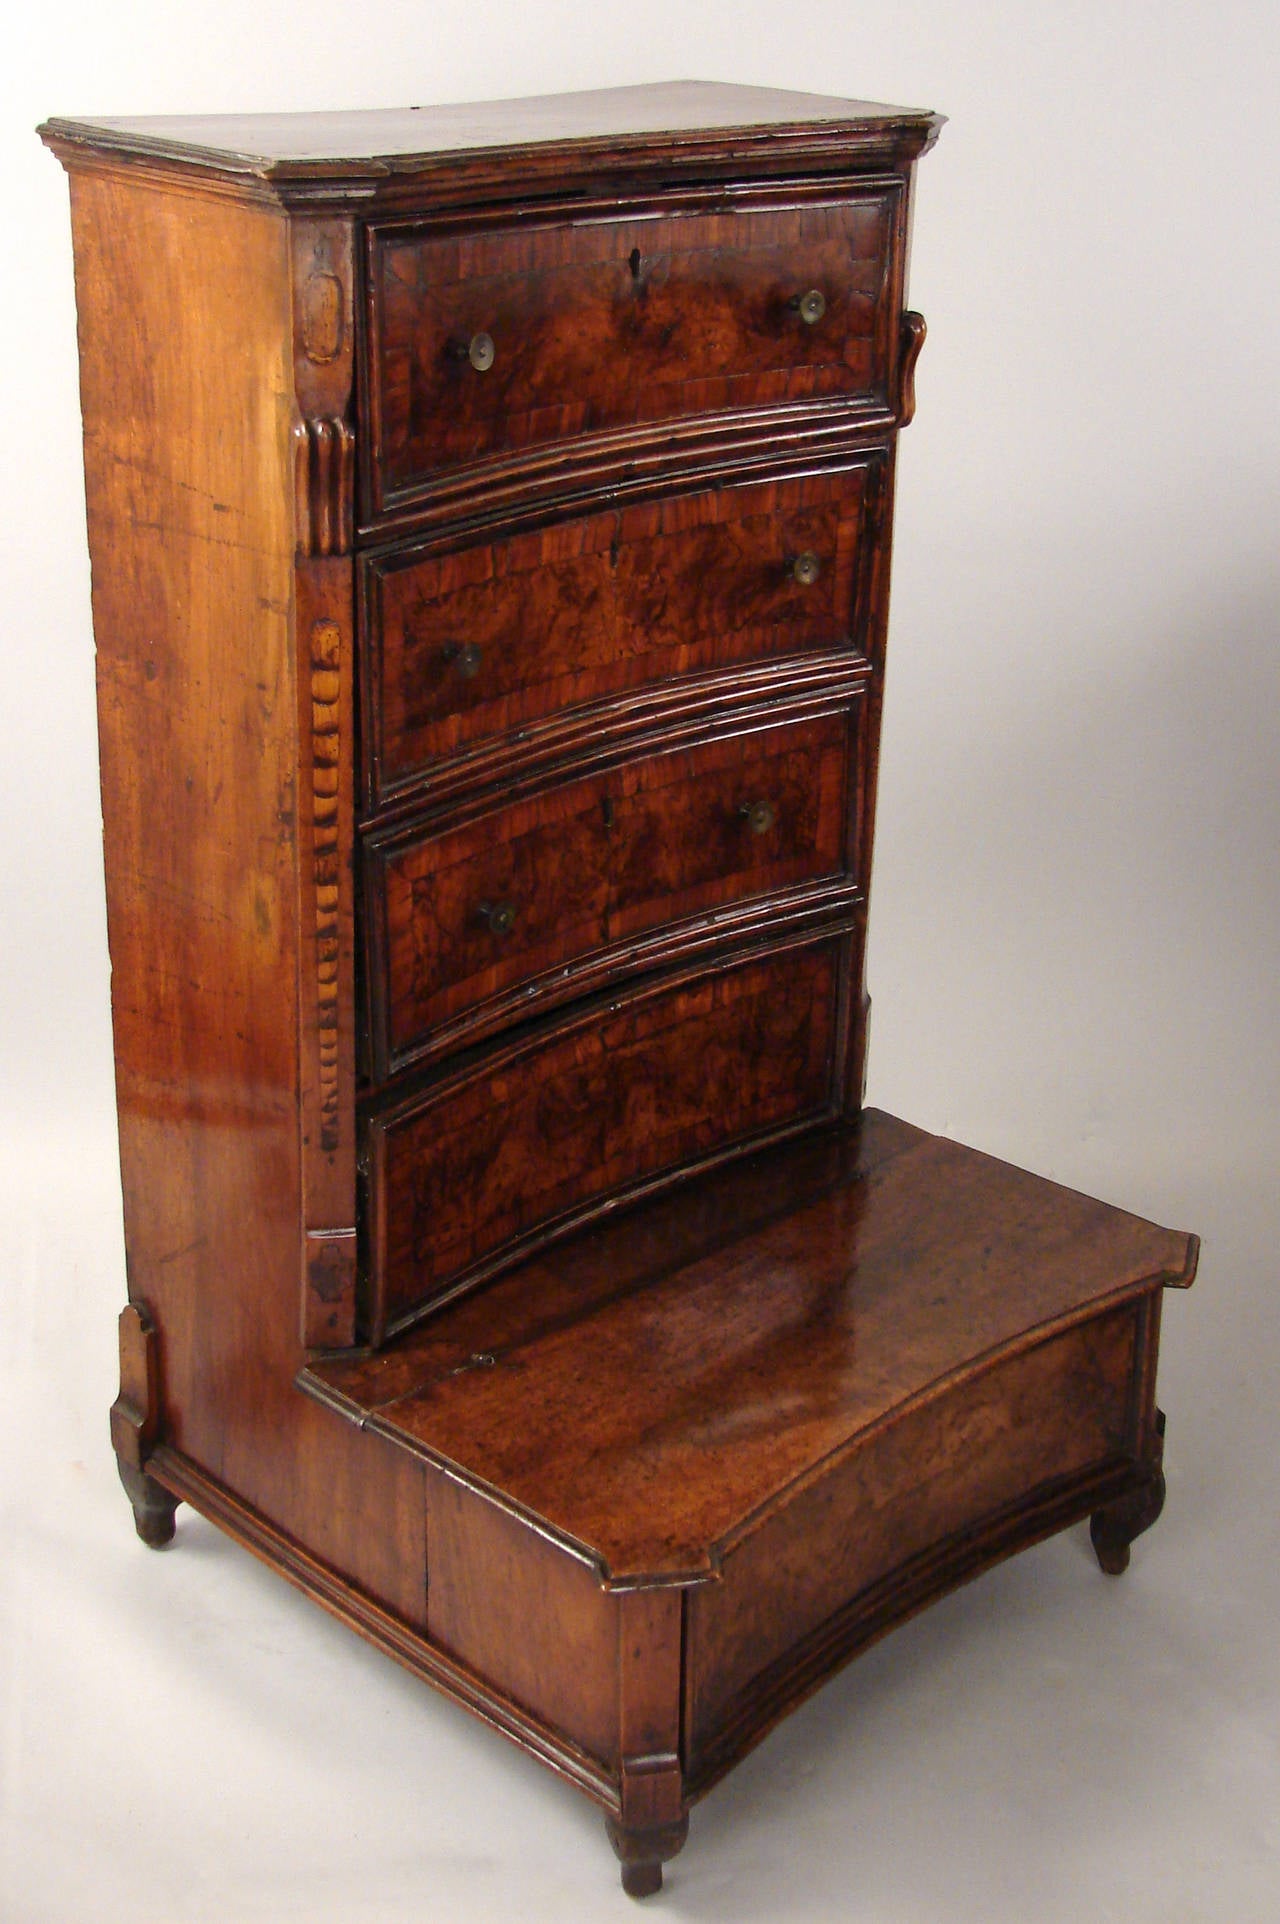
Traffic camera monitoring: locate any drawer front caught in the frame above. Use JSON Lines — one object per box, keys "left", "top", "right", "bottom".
{"left": 365, "top": 938, "right": 844, "bottom": 1340}
{"left": 366, "top": 183, "right": 900, "bottom": 515}
{"left": 365, "top": 700, "right": 861, "bottom": 1074}
{"left": 363, "top": 460, "right": 881, "bottom": 807}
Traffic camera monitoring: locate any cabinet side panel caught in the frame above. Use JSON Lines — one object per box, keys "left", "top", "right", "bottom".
{"left": 67, "top": 169, "right": 425, "bottom": 1624}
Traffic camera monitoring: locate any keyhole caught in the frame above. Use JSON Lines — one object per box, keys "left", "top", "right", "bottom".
{"left": 629, "top": 247, "right": 642, "bottom": 280}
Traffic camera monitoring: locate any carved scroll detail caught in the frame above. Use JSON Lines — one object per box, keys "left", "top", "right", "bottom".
{"left": 310, "top": 618, "right": 343, "bottom": 1151}
{"left": 294, "top": 416, "right": 355, "bottom": 557}
{"left": 896, "top": 311, "right": 927, "bottom": 429}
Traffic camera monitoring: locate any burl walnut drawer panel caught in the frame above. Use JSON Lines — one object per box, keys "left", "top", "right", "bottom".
{"left": 364, "top": 937, "right": 844, "bottom": 1340}
{"left": 365, "top": 182, "right": 900, "bottom": 516}
{"left": 363, "top": 699, "right": 862, "bottom": 1075}
{"left": 362, "top": 459, "right": 882, "bottom": 809}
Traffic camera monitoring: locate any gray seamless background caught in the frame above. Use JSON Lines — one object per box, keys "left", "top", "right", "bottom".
{"left": 4, "top": 6, "right": 1278, "bottom": 1920}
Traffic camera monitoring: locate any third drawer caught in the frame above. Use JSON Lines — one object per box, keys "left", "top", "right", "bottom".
{"left": 362, "top": 693, "right": 866, "bottom": 1078}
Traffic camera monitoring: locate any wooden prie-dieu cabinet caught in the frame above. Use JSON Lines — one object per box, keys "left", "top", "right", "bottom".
{"left": 43, "top": 83, "right": 1196, "bottom": 1895}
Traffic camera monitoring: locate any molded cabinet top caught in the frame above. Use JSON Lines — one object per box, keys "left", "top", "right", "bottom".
{"left": 41, "top": 80, "right": 942, "bottom": 197}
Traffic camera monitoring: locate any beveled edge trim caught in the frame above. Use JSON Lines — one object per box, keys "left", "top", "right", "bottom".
{"left": 365, "top": 665, "right": 869, "bottom": 835}
{"left": 40, "top": 108, "right": 942, "bottom": 209}
{"left": 363, "top": 408, "right": 900, "bottom": 554}
{"left": 142, "top": 1442, "right": 622, "bottom": 1812}
{"left": 367, "top": 399, "right": 899, "bottom": 541}
{"left": 365, "top": 920, "right": 852, "bottom": 1132}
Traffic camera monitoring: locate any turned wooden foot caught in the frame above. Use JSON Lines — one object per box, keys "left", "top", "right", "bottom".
{"left": 606, "top": 1813, "right": 688, "bottom": 1899}
{"left": 1091, "top": 1410, "right": 1167, "bottom": 1575}
{"left": 117, "top": 1459, "right": 179, "bottom": 1548}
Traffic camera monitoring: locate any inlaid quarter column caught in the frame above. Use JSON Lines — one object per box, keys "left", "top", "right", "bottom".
{"left": 291, "top": 214, "right": 359, "bottom": 1349}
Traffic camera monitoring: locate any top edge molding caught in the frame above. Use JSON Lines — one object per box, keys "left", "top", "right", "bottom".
{"left": 40, "top": 80, "right": 944, "bottom": 208}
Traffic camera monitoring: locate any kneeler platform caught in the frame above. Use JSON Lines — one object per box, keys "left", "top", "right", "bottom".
{"left": 299, "top": 1109, "right": 1196, "bottom": 1894}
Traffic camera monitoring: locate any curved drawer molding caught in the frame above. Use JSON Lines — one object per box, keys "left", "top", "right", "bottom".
{"left": 362, "top": 695, "right": 864, "bottom": 1075}
{"left": 362, "top": 456, "right": 883, "bottom": 809}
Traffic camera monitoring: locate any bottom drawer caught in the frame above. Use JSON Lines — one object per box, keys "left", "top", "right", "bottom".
{"left": 364, "top": 935, "right": 846, "bottom": 1340}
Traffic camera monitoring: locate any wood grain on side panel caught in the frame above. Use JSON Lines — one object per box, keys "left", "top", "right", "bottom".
{"left": 65, "top": 165, "right": 426, "bottom": 1623}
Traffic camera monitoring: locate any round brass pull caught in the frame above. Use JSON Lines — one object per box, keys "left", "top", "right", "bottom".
{"left": 479, "top": 900, "right": 517, "bottom": 937}
{"left": 789, "top": 288, "right": 826, "bottom": 326}
{"left": 739, "top": 799, "right": 777, "bottom": 837}
{"left": 443, "top": 640, "right": 483, "bottom": 678}
{"left": 790, "top": 551, "right": 822, "bottom": 587}
{"left": 451, "top": 331, "right": 496, "bottom": 371}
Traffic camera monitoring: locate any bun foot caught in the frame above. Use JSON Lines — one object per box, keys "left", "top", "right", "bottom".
{"left": 621, "top": 1861, "right": 664, "bottom": 1899}
{"left": 1091, "top": 1412, "right": 1168, "bottom": 1576}
{"left": 118, "top": 1459, "right": 179, "bottom": 1548}
{"left": 606, "top": 1812, "right": 688, "bottom": 1899}
{"left": 1089, "top": 1510, "right": 1133, "bottom": 1575}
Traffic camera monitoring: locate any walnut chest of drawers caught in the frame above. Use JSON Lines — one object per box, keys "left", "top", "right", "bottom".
{"left": 43, "top": 82, "right": 1196, "bottom": 1896}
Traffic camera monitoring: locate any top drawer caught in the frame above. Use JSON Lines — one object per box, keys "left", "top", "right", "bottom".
{"left": 364, "top": 180, "right": 902, "bottom": 520}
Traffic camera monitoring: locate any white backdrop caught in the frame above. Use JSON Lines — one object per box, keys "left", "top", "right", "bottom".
{"left": 4, "top": 7, "right": 1278, "bottom": 1920}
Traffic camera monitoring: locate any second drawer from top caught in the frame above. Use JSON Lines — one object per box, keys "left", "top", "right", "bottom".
{"left": 361, "top": 455, "right": 885, "bottom": 811}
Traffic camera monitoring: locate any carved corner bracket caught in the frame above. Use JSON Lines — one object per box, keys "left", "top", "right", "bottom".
{"left": 1091, "top": 1407, "right": 1169, "bottom": 1575}
{"left": 294, "top": 415, "right": 355, "bottom": 557}
{"left": 291, "top": 220, "right": 357, "bottom": 558}
{"left": 110, "top": 1300, "right": 180, "bottom": 1546}
{"left": 109, "top": 1300, "right": 164, "bottom": 1473}
{"left": 896, "top": 311, "right": 927, "bottom": 428}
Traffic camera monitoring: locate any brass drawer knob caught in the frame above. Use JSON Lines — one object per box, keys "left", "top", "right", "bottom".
{"left": 478, "top": 900, "right": 517, "bottom": 937}
{"left": 739, "top": 799, "right": 777, "bottom": 837}
{"left": 443, "top": 640, "right": 483, "bottom": 678}
{"left": 789, "top": 288, "right": 827, "bottom": 325}
{"left": 450, "top": 331, "right": 496, "bottom": 371}
{"left": 790, "top": 551, "right": 822, "bottom": 587}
